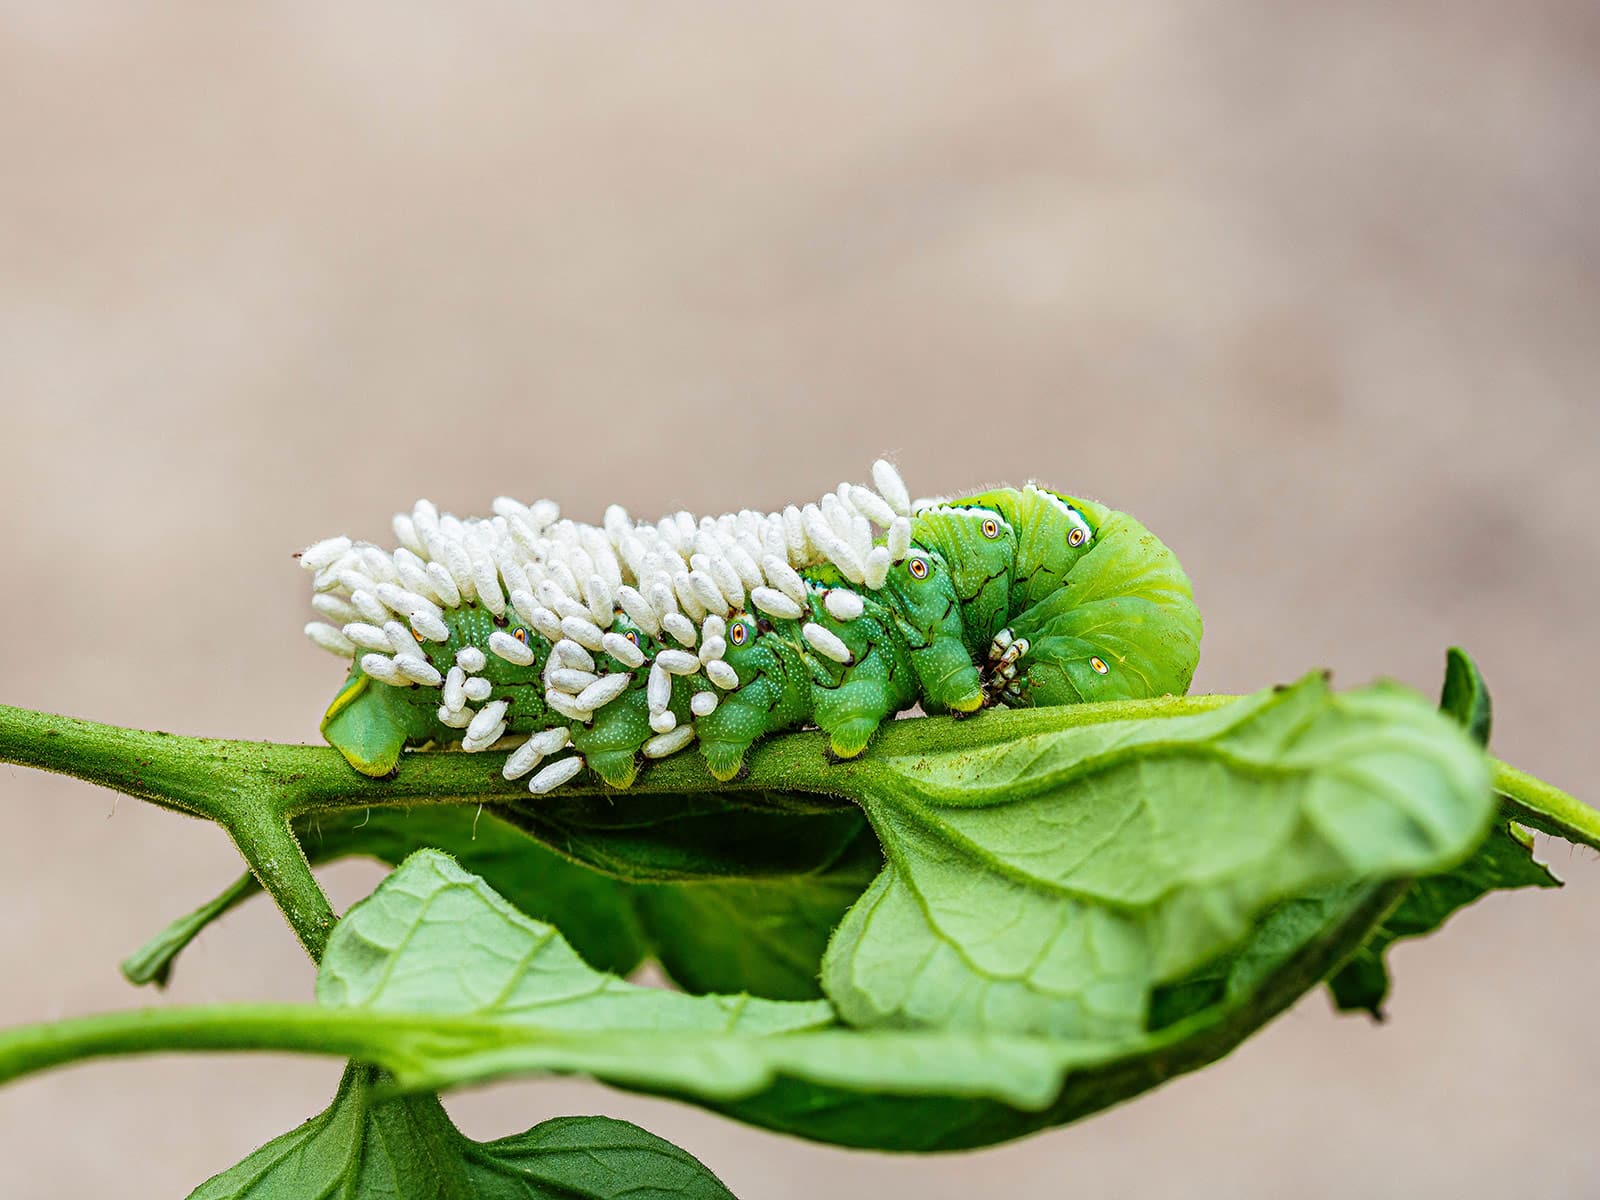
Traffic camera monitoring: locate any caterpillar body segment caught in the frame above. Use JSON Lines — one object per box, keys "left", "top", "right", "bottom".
{"left": 571, "top": 688, "right": 652, "bottom": 789}
{"left": 301, "top": 466, "right": 1201, "bottom": 792}
{"left": 902, "top": 503, "right": 1018, "bottom": 662}
{"left": 870, "top": 551, "right": 985, "bottom": 716}
{"left": 951, "top": 484, "right": 1102, "bottom": 613}
{"left": 319, "top": 667, "right": 438, "bottom": 777}
{"left": 694, "top": 612, "right": 816, "bottom": 780}
{"left": 795, "top": 581, "right": 923, "bottom": 758}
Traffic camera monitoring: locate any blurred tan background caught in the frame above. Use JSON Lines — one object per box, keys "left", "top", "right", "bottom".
{"left": 2, "top": 3, "right": 1597, "bottom": 1196}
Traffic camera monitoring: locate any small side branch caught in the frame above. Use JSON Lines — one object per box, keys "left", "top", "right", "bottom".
{"left": 226, "top": 796, "right": 337, "bottom": 961}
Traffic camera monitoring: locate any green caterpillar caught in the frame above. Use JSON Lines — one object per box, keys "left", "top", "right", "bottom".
{"left": 299, "top": 463, "right": 1202, "bottom": 792}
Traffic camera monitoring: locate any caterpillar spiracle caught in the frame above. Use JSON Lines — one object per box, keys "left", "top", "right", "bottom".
{"left": 299, "top": 463, "right": 1202, "bottom": 793}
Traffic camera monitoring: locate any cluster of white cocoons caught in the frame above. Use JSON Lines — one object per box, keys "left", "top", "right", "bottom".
{"left": 300, "top": 460, "right": 919, "bottom": 794}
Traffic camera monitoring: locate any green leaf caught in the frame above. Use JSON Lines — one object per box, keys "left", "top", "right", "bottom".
{"left": 1439, "top": 646, "right": 1493, "bottom": 747}
{"left": 299, "top": 807, "right": 879, "bottom": 1001}
{"left": 294, "top": 809, "right": 648, "bottom": 977}
{"left": 631, "top": 825, "right": 881, "bottom": 1000}
{"left": 122, "top": 874, "right": 260, "bottom": 988}
{"left": 1326, "top": 811, "right": 1559, "bottom": 1016}
{"left": 316, "top": 850, "right": 835, "bottom": 1037}
{"left": 189, "top": 1061, "right": 736, "bottom": 1199}
{"left": 311, "top": 858, "right": 1408, "bottom": 1149}
{"left": 1149, "top": 881, "right": 1379, "bottom": 1031}
{"left": 496, "top": 790, "right": 869, "bottom": 882}
{"left": 1325, "top": 648, "right": 1558, "bottom": 1015}
{"left": 126, "top": 805, "right": 874, "bottom": 1001}
{"left": 0, "top": 874, "right": 1409, "bottom": 1152}
{"left": 456, "top": 1113, "right": 737, "bottom": 1198}
{"left": 821, "top": 673, "right": 1493, "bottom": 1038}
{"left": 188, "top": 1064, "right": 471, "bottom": 1199}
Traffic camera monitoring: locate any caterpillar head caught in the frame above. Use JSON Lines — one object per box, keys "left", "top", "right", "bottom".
{"left": 881, "top": 548, "right": 983, "bottom": 713}
{"left": 910, "top": 505, "right": 1017, "bottom": 577}
{"left": 949, "top": 485, "right": 1109, "bottom": 613}
{"left": 908, "top": 503, "right": 1018, "bottom": 655}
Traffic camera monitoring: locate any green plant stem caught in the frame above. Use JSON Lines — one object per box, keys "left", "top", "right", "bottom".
{"left": 0, "top": 695, "right": 1236, "bottom": 966}
{"left": 0, "top": 705, "right": 233, "bottom": 820}
{"left": 1492, "top": 759, "right": 1600, "bottom": 850}
{"left": 3, "top": 696, "right": 1584, "bottom": 965}
{"left": 227, "top": 790, "right": 337, "bottom": 960}
{"left": 0, "top": 1005, "right": 499, "bottom": 1087}
{"left": 0, "top": 695, "right": 1238, "bottom": 819}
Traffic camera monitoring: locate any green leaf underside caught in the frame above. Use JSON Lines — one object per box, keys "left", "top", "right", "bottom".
{"left": 0, "top": 871, "right": 1408, "bottom": 1152}
{"left": 189, "top": 1062, "right": 735, "bottom": 1199}
{"left": 1149, "top": 881, "right": 1375, "bottom": 1031}
{"left": 496, "top": 790, "right": 869, "bottom": 882}
{"left": 822, "top": 674, "right": 1493, "bottom": 1038}
{"left": 1326, "top": 813, "right": 1559, "bottom": 1015}
{"left": 629, "top": 827, "right": 882, "bottom": 1000}
{"left": 316, "top": 851, "right": 834, "bottom": 1037}
{"left": 300, "top": 807, "right": 653, "bottom": 979}
{"left": 1324, "top": 649, "right": 1560, "bottom": 1016}
{"left": 127, "top": 807, "right": 879, "bottom": 1001}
